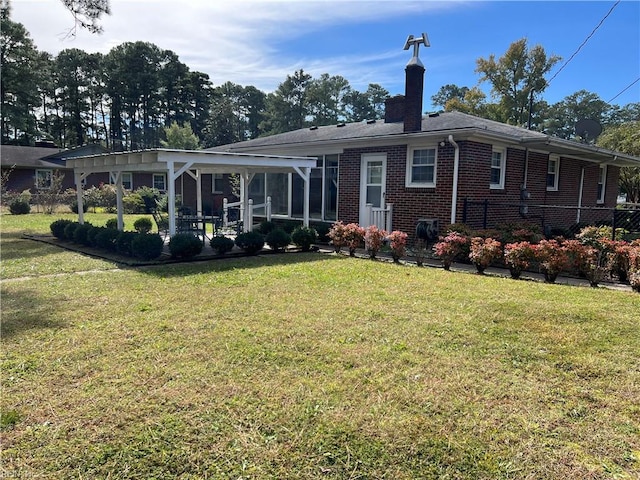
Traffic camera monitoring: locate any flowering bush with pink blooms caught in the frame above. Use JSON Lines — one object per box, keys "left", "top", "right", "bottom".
{"left": 606, "top": 241, "right": 632, "bottom": 282}
{"left": 628, "top": 244, "right": 640, "bottom": 292}
{"left": 343, "top": 223, "right": 366, "bottom": 256}
{"left": 387, "top": 230, "right": 408, "bottom": 263}
{"left": 364, "top": 225, "right": 387, "bottom": 259}
{"left": 433, "top": 231, "right": 469, "bottom": 270}
{"left": 327, "top": 221, "right": 347, "bottom": 253}
{"left": 533, "top": 239, "right": 568, "bottom": 283}
{"left": 469, "top": 237, "right": 502, "bottom": 274}
{"left": 503, "top": 241, "right": 535, "bottom": 279}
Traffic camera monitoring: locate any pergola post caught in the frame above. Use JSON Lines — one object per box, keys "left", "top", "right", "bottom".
{"left": 74, "top": 171, "right": 85, "bottom": 225}
{"left": 294, "top": 166, "right": 311, "bottom": 228}
{"left": 167, "top": 160, "right": 177, "bottom": 236}
{"left": 113, "top": 171, "right": 124, "bottom": 230}
{"left": 195, "top": 169, "right": 203, "bottom": 216}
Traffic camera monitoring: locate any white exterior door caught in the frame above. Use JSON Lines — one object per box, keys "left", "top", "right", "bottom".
{"left": 359, "top": 153, "right": 386, "bottom": 227}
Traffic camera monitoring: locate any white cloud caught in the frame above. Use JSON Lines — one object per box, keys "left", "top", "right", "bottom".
{"left": 11, "top": 0, "right": 462, "bottom": 93}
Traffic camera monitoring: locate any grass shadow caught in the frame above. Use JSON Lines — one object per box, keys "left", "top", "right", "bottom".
{"left": 0, "top": 285, "right": 68, "bottom": 339}
{"left": 137, "top": 250, "right": 347, "bottom": 278}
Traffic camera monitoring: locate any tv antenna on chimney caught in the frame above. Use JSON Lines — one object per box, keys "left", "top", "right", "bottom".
{"left": 404, "top": 33, "right": 430, "bottom": 67}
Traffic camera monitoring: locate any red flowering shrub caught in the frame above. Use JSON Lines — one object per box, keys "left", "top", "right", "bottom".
{"left": 433, "top": 231, "right": 469, "bottom": 270}
{"left": 343, "top": 223, "right": 365, "bottom": 256}
{"left": 503, "top": 241, "right": 535, "bottom": 279}
{"left": 533, "top": 239, "right": 568, "bottom": 283}
{"left": 364, "top": 225, "right": 387, "bottom": 259}
{"left": 469, "top": 237, "right": 502, "bottom": 273}
{"left": 387, "top": 230, "right": 408, "bottom": 263}
{"left": 327, "top": 221, "right": 347, "bottom": 253}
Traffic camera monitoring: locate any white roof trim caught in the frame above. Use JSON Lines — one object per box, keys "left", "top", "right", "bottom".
{"left": 65, "top": 148, "right": 317, "bottom": 175}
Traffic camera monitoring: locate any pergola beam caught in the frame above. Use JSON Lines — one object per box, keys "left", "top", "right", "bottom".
{"left": 67, "top": 149, "right": 316, "bottom": 237}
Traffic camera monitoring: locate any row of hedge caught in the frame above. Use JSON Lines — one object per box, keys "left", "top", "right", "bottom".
{"left": 49, "top": 219, "right": 321, "bottom": 261}
{"left": 50, "top": 219, "right": 164, "bottom": 260}
{"left": 432, "top": 226, "right": 640, "bottom": 291}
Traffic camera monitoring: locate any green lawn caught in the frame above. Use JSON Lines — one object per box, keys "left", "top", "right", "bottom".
{"left": 1, "top": 213, "right": 639, "bottom": 479}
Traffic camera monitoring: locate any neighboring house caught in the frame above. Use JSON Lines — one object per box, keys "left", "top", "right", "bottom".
{"left": 1, "top": 143, "right": 110, "bottom": 193}
{"left": 1, "top": 143, "right": 237, "bottom": 216}
{"left": 210, "top": 39, "right": 640, "bottom": 238}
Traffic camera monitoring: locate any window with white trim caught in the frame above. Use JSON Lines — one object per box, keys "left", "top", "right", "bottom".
{"left": 212, "top": 173, "right": 224, "bottom": 193}
{"left": 153, "top": 173, "right": 166, "bottom": 191}
{"left": 597, "top": 165, "right": 607, "bottom": 204}
{"left": 406, "top": 147, "right": 437, "bottom": 187}
{"left": 35, "top": 169, "right": 53, "bottom": 189}
{"left": 122, "top": 172, "right": 133, "bottom": 190}
{"left": 547, "top": 156, "right": 559, "bottom": 191}
{"left": 111, "top": 172, "right": 133, "bottom": 190}
{"left": 490, "top": 147, "right": 506, "bottom": 189}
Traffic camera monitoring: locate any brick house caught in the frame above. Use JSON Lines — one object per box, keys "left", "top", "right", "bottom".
{"left": 212, "top": 40, "right": 640, "bottom": 238}
{"left": 1, "top": 143, "right": 110, "bottom": 193}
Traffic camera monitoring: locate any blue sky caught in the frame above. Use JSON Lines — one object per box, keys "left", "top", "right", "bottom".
{"left": 12, "top": 0, "right": 640, "bottom": 111}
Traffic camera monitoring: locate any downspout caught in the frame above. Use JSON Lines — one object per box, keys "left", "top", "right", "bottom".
{"left": 448, "top": 135, "right": 460, "bottom": 224}
{"left": 577, "top": 166, "right": 585, "bottom": 224}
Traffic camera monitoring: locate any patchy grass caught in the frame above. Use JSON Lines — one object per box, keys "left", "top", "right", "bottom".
{"left": 1, "top": 214, "right": 639, "bottom": 479}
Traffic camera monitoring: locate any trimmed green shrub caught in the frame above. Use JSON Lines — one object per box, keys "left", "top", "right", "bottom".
{"left": 95, "top": 228, "right": 120, "bottom": 251}
{"left": 265, "top": 228, "right": 291, "bottom": 252}
{"left": 50, "top": 219, "right": 73, "bottom": 239}
{"left": 87, "top": 226, "right": 104, "bottom": 247}
{"left": 169, "top": 233, "right": 203, "bottom": 259}
{"left": 210, "top": 235, "right": 235, "bottom": 255}
{"left": 123, "top": 193, "right": 145, "bottom": 214}
{"left": 105, "top": 218, "right": 118, "bottom": 230}
{"left": 9, "top": 199, "right": 30, "bottom": 215}
{"left": 133, "top": 217, "right": 153, "bottom": 234}
{"left": 63, "top": 222, "right": 81, "bottom": 241}
{"left": 310, "top": 222, "right": 331, "bottom": 242}
{"left": 257, "top": 220, "right": 276, "bottom": 235}
{"left": 132, "top": 233, "right": 164, "bottom": 260}
{"left": 73, "top": 223, "right": 93, "bottom": 246}
{"left": 70, "top": 200, "right": 88, "bottom": 213}
{"left": 116, "top": 231, "right": 137, "bottom": 256}
{"left": 291, "top": 226, "right": 318, "bottom": 251}
{"left": 235, "top": 231, "right": 265, "bottom": 255}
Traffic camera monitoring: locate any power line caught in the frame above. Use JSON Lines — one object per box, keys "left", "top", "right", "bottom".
{"left": 608, "top": 77, "right": 640, "bottom": 104}
{"left": 547, "top": 0, "right": 620, "bottom": 85}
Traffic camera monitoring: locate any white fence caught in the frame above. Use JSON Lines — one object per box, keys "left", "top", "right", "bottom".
{"left": 365, "top": 203, "right": 393, "bottom": 232}
{"left": 223, "top": 196, "right": 272, "bottom": 232}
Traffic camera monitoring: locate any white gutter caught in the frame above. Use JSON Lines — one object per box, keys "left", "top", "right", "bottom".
{"left": 448, "top": 134, "right": 460, "bottom": 224}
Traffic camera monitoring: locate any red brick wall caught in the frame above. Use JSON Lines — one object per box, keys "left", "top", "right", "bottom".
{"left": 337, "top": 139, "right": 622, "bottom": 238}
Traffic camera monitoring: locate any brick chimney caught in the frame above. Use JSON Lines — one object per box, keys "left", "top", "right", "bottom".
{"left": 384, "top": 34, "right": 429, "bottom": 132}
{"left": 384, "top": 95, "right": 405, "bottom": 123}
{"left": 403, "top": 63, "right": 425, "bottom": 132}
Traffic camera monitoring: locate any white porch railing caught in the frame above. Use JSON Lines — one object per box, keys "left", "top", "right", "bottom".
{"left": 365, "top": 203, "right": 393, "bottom": 231}
{"left": 223, "top": 196, "right": 272, "bottom": 232}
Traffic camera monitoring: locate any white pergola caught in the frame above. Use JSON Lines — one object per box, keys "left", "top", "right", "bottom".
{"left": 65, "top": 149, "right": 317, "bottom": 235}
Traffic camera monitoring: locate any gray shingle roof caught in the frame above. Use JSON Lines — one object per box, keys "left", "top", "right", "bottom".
{"left": 0, "top": 145, "right": 66, "bottom": 168}
{"left": 212, "top": 111, "right": 546, "bottom": 152}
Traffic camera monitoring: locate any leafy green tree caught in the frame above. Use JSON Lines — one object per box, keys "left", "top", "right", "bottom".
{"left": 54, "top": 48, "right": 93, "bottom": 147}
{"left": 307, "top": 73, "right": 351, "bottom": 125}
{"left": 260, "top": 69, "right": 312, "bottom": 135}
{"left": 431, "top": 84, "right": 470, "bottom": 110}
{"left": 476, "top": 38, "right": 561, "bottom": 127}
{"left": 541, "top": 90, "right": 610, "bottom": 140}
{"left": 60, "top": 0, "right": 110, "bottom": 35}
{"left": 1, "top": 1, "right": 41, "bottom": 144}
{"left": 205, "top": 81, "right": 265, "bottom": 147}
{"left": 444, "top": 87, "right": 495, "bottom": 118}
{"left": 160, "top": 121, "right": 199, "bottom": 150}
{"left": 597, "top": 121, "right": 640, "bottom": 203}
{"left": 343, "top": 83, "right": 389, "bottom": 122}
